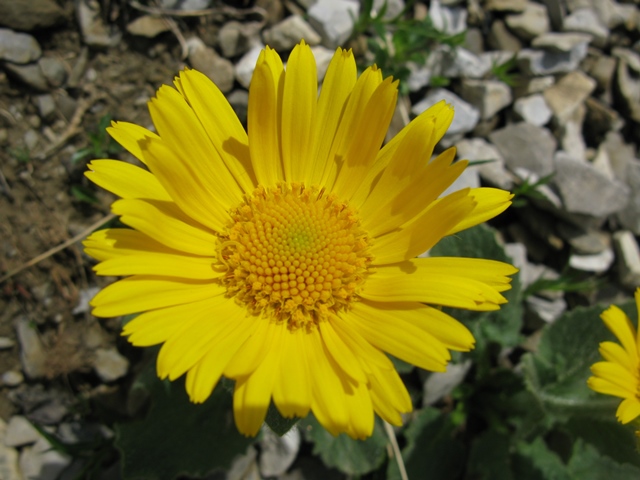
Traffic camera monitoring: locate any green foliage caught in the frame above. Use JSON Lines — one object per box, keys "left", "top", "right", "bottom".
{"left": 115, "top": 363, "right": 252, "bottom": 480}
{"left": 523, "top": 273, "right": 600, "bottom": 298}
{"left": 265, "top": 402, "right": 301, "bottom": 436}
{"left": 512, "top": 173, "right": 555, "bottom": 208}
{"left": 72, "top": 114, "right": 123, "bottom": 164}
{"left": 10, "top": 146, "right": 31, "bottom": 163}
{"left": 300, "top": 414, "right": 388, "bottom": 475}
{"left": 491, "top": 55, "right": 519, "bottom": 87}
{"left": 353, "top": 0, "right": 465, "bottom": 94}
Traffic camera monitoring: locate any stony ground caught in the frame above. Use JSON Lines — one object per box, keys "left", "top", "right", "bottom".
{"left": 1, "top": 0, "right": 640, "bottom": 479}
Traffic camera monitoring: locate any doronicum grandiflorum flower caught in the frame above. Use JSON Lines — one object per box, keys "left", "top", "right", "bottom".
{"left": 588, "top": 288, "right": 640, "bottom": 429}
{"left": 84, "top": 41, "right": 517, "bottom": 439}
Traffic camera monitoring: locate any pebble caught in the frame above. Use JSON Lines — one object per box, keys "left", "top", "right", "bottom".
{"left": 4, "top": 416, "right": 40, "bottom": 448}
{"left": 3, "top": 62, "right": 49, "bottom": 91}
{"left": 413, "top": 88, "right": 480, "bottom": 137}
{"left": 263, "top": 15, "right": 322, "bottom": 51}
{"left": 186, "top": 37, "right": 235, "bottom": 93}
{"left": 259, "top": 426, "right": 301, "bottom": 477}
{"left": 93, "top": 347, "right": 129, "bottom": 382}
{"left": 2, "top": 371, "right": 24, "bottom": 387}
{"left": 423, "top": 361, "right": 472, "bottom": 406}
{"left": 15, "top": 316, "right": 48, "bottom": 379}
{"left": 0, "top": 337, "right": 15, "bottom": 350}
{"left": 76, "top": 0, "right": 121, "bottom": 48}
{"left": 513, "top": 94, "right": 552, "bottom": 126}
{"left": 485, "top": 0, "right": 527, "bottom": 12}
{"left": 0, "top": 419, "right": 21, "bottom": 480}
{"left": 569, "top": 248, "right": 615, "bottom": 273}
{"left": 218, "top": 21, "right": 262, "bottom": 59}
{"left": 563, "top": 8, "right": 609, "bottom": 47}
{"left": 234, "top": 43, "right": 265, "bottom": 89}
{"left": 311, "top": 45, "right": 335, "bottom": 82}
{"left": 487, "top": 19, "right": 522, "bottom": 52}
{"left": 543, "top": 70, "right": 596, "bottom": 125}
{"left": 39, "top": 57, "right": 67, "bottom": 88}
{"left": 489, "top": 122, "right": 556, "bottom": 176}
{"left": 613, "top": 231, "right": 640, "bottom": 290}
{"left": 34, "top": 94, "right": 56, "bottom": 122}
{"left": 556, "top": 223, "right": 610, "bottom": 254}
{"left": 553, "top": 152, "right": 630, "bottom": 217}
{"left": 526, "top": 295, "right": 567, "bottom": 324}
{"left": 505, "top": 2, "right": 550, "bottom": 41}
{"left": 227, "top": 89, "right": 249, "bottom": 125}
{"left": 460, "top": 79, "right": 512, "bottom": 120}
{"left": 23, "top": 129, "right": 40, "bottom": 152}
{"left": 19, "top": 437, "right": 72, "bottom": 480}
{"left": 616, "top": 160, "right": 640, "bottom": 235}
{"left": 308, "top": 0, "right": 359, "bottom": 49}
{"left": 430, "top": 0, "right": 467, "bottom": 35}
{"left": 126, "top": 15, "right": 171, "bottom": 38}
{"left": 0, "top": 29, "right": 42, "bottom": 64}
{"left": 0, "top": 0, "right": 65, "bottom": 31}
{"left": 456, "top": 137, "right": 514, "bottom": 189}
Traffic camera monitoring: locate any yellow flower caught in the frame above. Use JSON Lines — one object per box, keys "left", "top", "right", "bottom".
{"left": 588, "top": 288, "right": 640, "bottom": 426}
{"left": 84, "top": 41, "right": 517, "bottom": 439}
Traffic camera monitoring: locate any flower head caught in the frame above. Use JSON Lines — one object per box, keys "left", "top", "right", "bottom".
{"left": 588, "top": 288, "right": 640, "bottom": 426}
{"left": 84, "top": 41, "right": 517, "bottom": 438}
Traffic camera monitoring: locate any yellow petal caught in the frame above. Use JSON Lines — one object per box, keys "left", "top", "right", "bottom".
{"left": 90, "top": 275, "right": 224, "bottom": 317}
{"left": 361, "top": 260, "right": 510, "bottom": 311}
{"left": 343, "top": 380, "right": 375, "bottom": 440}
{"left": 309, "top": 47, "right": 357, "bottom": 186}
{"left": 616, "top": 397, "right": 640, "bottom": 424}
{"left": 83, "top": 228, "right": 176, "bottom": 262}
{"left": 148, "top": 85, "right": 244, "bottom": 207}
{"left": 140, "top": 136, "right": 232, "bottom": 233}
{"left": 93, "top": 251, "right": 221, "bottom": 279}
{"left": 122, "top": 296, "right": 222, "bottom": 346}
{"left": 587, "top": 376, "right": 634, "bottom": 399}
{"left": 248, "top": 47, "right": 284, "bottom": 186}
{"left": 85, "top": 160, "right": 171, "bottom": 201}
{"left": 368, "top": 363, "right": 412, "bottom": 425}
{"left": 447, "top": 188, "right": 513, "bottom": 235}
{"left": 111, "top": 198, "right": 217, "bottom": 256}
{"left": 233, "top": 327, "right": 285, "bottom": 436}
{"left": 599, "top": 341, "right": 637, "bottom": 373}
{"left": 601, "top": 305, "right": 639, "bottom": 365}
{"left": 107, "top": 121, "right": 159, "bottom": 164}
{"left": 281, "top": 41, "right": 317, "bottom": 183}
{"left": 272, "top": 328, "right": 312, "bottom": 418}
{"left": 175, "top": 69, "right": 256, "bottom": 193}
{"left": 369, "top": 188, "right": 476, "bottom": 265}
{"left": 348, "top": 301, "right": 451, "bottom": 371}
{"left": 590, "top": 361, "right": 638, "bottom": 393}
{"left": 319, "top": 320, "right": 367, "bottom": 383}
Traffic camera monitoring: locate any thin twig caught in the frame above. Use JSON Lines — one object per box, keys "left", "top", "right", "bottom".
{"left": 384, "top": 420, "right": 409, "bottom": 480}
{"left": 0, "top": 213, "right": 116, "bottom": 284}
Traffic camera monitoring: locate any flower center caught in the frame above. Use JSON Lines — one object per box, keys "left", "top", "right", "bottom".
{"left": 219, "top": 184, "right": 373, "bottom": 330}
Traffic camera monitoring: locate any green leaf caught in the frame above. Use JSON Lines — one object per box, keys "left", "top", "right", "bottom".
{"left": 115, "top": 365, "right": 252, "bottom": 480}
{"left": 430, "top": 224, "right": 523, "bottom": 351}
{"left": 521, "top": 301, "right": 635, "bottom": 421}
{"left": 467, "top": 430, "right": 514, "bottom": 480}
{"left": 566, "top": 440, "right": 640, "bottom": 479}
{"left": 299, "top": 414, "right": 387, "bottom": 475}
{"left": 512, "top": 437, "right": 570, "bottom": 480}
{"left": 265, "top": 403, "right": 300, "bottom": 436}
{"left": 388, "top": 408, "right": 466, "bottom": 480}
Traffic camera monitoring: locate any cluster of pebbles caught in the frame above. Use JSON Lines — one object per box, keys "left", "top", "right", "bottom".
{"left": 1, "top": 0, "right": 640, "bottom": 478}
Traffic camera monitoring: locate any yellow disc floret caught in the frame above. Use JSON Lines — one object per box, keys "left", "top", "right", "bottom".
{"left": 219, "top": 184, "right": 373, "bottom": 329}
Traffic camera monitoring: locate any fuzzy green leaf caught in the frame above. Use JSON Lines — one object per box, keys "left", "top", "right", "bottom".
{"left": 115, "top": 366, "right": 252, "bottom": 480}
{"left": 299, "top": 414, "right": 387, "bottom": 475}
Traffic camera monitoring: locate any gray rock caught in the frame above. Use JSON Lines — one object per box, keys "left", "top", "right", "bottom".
{"left": 440, "top": 47, "right": 491, "bottom": 78}
{"left": 234, "top": 43, "right": 264, "bottom": 89}
{"left": 76, "top": 0, "right": 121, "bottom": 48}
{"left": 540, "top": 0, "right": 565, "bottom": 30}
{"left": 126, "top": 15, "right": 171, "bottom": 38}
{"left": 23, "top": 129, "right": 39, "bottom": 151}
{"left": 263, "top": 15, "right": 321, "bottom": 51}
{"left": 186, "top": 37, "right": 235, "bottom": 93}
{"left": 616, "top": 58, "right": 640, "bottom": 123}
{"left": 613, "top": 231, "right": 640, "bottom": 290}
{"left": 259, "top": 426, "right": 301, "bottom": 477}
{"left": 430, "top": 0, "right": 467, "bottom": 35}
{"left": 218, "top": 21, "right": 262, "bottom": 58}
{"left": 311, "top": 45, "right": 334, "bottom": 82}
{"left": 460, "top": 79, "right": 512, "bottom": 120}
{"left": 0, "top": 337, "right": 15, "bottom": 349}
{"left": 612, "top": 48, "right": 640, "bottom": 74}
{"left": 93, "top": 347, "right": 129, "bottom": 382}
{"left": 38, "top": 57, "right": 67, "bottom": 88}
{"left": 72, "top": 286, "right": 100, "bottom": 315}
{"left": 592, "top": 145, "right": 616, "bottom": 180}
{"left": 464, "top": 28, "right": 484, "bottom": 55}
{"left": 569, "top": 248, "right": 615, "bottom": 273}
{"left": 4, "top": 416, "right": 40, "bottom": 447}
{"left": 0, "top": 419, "right": 21, "bottom": 480}
{"left": 372, "top": 0, "right": 405, "bottom": 19}
{"left": 34, "top": 94, "right": 56, "bottom": 122}
{"left": 1, "top": 371, "right": 24, "bottom": 387}
{"left": 456, "top": 138, "right": 514, "bottom": 189}
{"left": 442, "top": 166, "right": 481, "bottom": 197}
{"left": 412, "top": 88, "right": 480, "bottom": 137}
{"left": 543, "top": 70, "right": 596, "bottom": 125}
{"left": 0, "top": 29, "right": 41, "bottom": 64}
{"left": 585, "top": 54, "right": 616, "bottom": 104}
{"left": 485, "top": 0, "right": 527, "bottom": 11}
{"left": 531, "top": 32, "right": 592, "bottom": 52}
{"left": 15, "top": 316, "right": 47, "bottom": 379}
{"left": 556, "top": 222, "right": 611, "bottom": 254}
{"left": 601, "top": 131, "right": 636, "bottom": 180}
{"left": 19, "top": 437, "right": 72, "bottom": 480}
{"left": 160, "top": 0, "right": 211, "bottom": 8}
{"left": 423, "top": 361, "right": 472, "bottom": 406}
{"left": 513, "top": 94, "right": 552, "bottom": 126}
{"left": 563, "top": 8, "right": 609, "bottom": 47}
{"left": 616, "top": 160, "right": 640, "bottom": 235}
{"left": 505, "top": 2, "right": 550, "bottom": 41}
{"left": 558, "top": 106, "right": 587, "bottom": 161}
{"left": 585, "top": 97, "right": 623, "bottom": 137}
{"left": 4, "top": 61, "right": 48, "bottom": 91}
{"left": 308, "top": 0, "right": 359, "bottom": 49}
{"left": 406, "top": 61, "right": 432, "bottom": 92}
{"left": 487, "top": 19, "right": 522, "bottom": 52}
{"left": 513, "top": 76, "right": 555, "bottom": 98}
{"left": 553, "top": 152, "right": 630, "bottom": 217}
{"left": 526, "top": 295, "right": 567, "bottom": 324}
{"left": 518, "top": 39, "right": 590, "bottom": 75}
{"left": 0, "top": 0, "right": 65, "bottom": 31}
{"left": 489, "top": 122, "right": 557, "bottom": 176}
